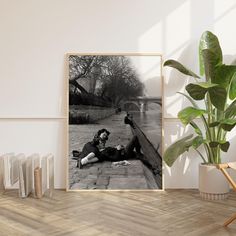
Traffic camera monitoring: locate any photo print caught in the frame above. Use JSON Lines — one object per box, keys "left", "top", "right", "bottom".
{"left": 67, "top": 54, "right": 162, "bottom": 190}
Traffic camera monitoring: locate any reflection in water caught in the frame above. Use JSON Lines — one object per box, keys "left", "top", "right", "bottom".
{"left": 130, "top": 108, "right": 162, "bottom": 150}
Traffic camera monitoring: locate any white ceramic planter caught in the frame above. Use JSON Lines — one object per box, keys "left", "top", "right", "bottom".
{"left": 199, "top": 163, "right": 229, "bottom": 200}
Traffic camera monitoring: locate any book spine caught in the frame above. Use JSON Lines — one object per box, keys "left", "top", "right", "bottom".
{"left": 34, "top": 167, "right": 42, "bottom": 199}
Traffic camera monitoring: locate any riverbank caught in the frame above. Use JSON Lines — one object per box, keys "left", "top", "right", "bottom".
{"left": 69, "top": 111, "right": 132, "bottom": 152}
{"left": 68, "top": 111, "right": 161, "bottom": 189}
{"left": 69, "top": 105, "right": 116, "bottom": 124}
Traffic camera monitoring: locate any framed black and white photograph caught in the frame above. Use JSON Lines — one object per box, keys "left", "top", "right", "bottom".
{"left": 67, "top": 53, "right": 163, "bottom": 190}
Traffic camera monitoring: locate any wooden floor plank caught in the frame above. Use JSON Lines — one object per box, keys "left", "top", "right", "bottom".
{"left": 1, "top": 190, "right": 236, "bottom": 235}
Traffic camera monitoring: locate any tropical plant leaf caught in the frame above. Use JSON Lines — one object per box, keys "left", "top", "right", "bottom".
{"left": 220, "top": 119, "right": 236, "bottom": 131}
{"left": 208, "top": 86, "right": 227, "bottom": 111}
{"left": 225, "top": 100, "right": 236, "bottom": 118}
{"left": 186, "top": 82, "right": 218, "bottom": 100}
{"left": 197, "top": 82, "right": 219, "bottom": 88}
{"left": 214, "top": 65, "right": 236, "bottom": 89}
{"left": 202, "top": 49, "right": 218, "bottom": 81}
{"left": 229, "top": 72, "right": 236, "bottom": 100}
{"left": 192, "top": 136, "right": 204, "bottom": 149}
{"left": 164, "top": 60, "right": 200, "bottom": 78}
{"left": 199, "top": 31, "right": 222, "bottom": 76}
{"left": 209, "top": 121, "right": 220, "bottom": 127}
{"left": 163, "top": 134, "right": 194, "bottom": 167}
{"left": 216, "top": 108, "right": 224, "bottom": 121}
{"left": 178, "top": 107, "right": 206, "bottom": 125}
{"left": 220, "top": 142, "right": 230, "bottom": 152}
{"left": 209, "top": 141, "right": 219, "bottom": 148}
{"left": 190, "top": 121, "right": 203, "bottom": 135}
{"left": 209, "top": 141, "right": 230, "bottom": 152}
{"left": 186, "top": 84, "right": 207, "bottom": 100}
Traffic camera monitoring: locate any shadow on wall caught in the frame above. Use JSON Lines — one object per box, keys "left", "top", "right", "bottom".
{"left": 164, "top": 41, "right": 200, "bottom": 118}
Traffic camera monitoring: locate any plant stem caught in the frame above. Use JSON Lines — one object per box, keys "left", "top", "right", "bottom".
{"left": 203, "top": 144, "right": 210, "bottom": 162}
{"left": 216, "top": 134, "right": 222, "bottom": 163}
{"left": 205, "top": 93, "right": 217, "bottom": 163}
{"left": 195, "top": 149, "right": 207, "bottom": 163}
{"left": 201, "top": 114, "right": 213, "bottom": 162}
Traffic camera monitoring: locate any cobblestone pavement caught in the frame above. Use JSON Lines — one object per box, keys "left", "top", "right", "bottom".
{"left": 68, "top": 112, "right": 158, "bottom": 189}
{"left": 69, "top": 159, "right": 157, "bottom": 189}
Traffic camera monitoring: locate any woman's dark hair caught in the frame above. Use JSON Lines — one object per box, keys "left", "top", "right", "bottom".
{"left": 97, "top": 128, "right": 110, "bottom": 137}
{"left": 92, "top": 128, "right": 110, "bottom": 145}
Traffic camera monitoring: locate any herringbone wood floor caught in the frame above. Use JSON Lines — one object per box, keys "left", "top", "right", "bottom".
{"left": 1, "top": 190, "right": 236, "bottom": 236}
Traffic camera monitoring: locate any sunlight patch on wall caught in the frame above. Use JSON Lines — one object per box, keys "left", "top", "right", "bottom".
{"left": 163, "top": 1, "right": 192, "bottom": 118}
{"left": 214, "top": 0, "right": 236, "bottom": 54}
{"left": 163, "top": 42, "right": 193, "bottom": 118}
{"left": 166, "top": 0, "right": 191, "bottom": 56}
{"left": 214, "top": 0, "right": 236, "bottom": 19}
{"left": 138, "top": 21, "right": 162, "bottom": 52}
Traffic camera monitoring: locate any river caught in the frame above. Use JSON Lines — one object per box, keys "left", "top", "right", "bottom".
{"left": 129, "top": 108, "right": 162, "bottom": 151}
{"left": 69, "top": 107, "right": 162, "bottom": 155}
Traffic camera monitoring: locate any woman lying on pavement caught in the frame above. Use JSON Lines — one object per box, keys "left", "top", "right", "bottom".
{"left": 76, "top": 128, "right": 110, "bottom": 168}
{"left": 77, "top": 130, "right": 143, "bottom": 168}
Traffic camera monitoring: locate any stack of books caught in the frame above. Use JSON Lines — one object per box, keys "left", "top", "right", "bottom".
{"left": 0, "top": 153, "right": 54, "bottom": 198}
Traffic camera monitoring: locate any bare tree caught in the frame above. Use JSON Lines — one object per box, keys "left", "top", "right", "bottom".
{"left": 69, "top": 55, "right": 144, "bottom": 107}
{"left": 69, "top": 55, "right": 109, "bottom": 94}
{"left": 98, "top": 56, "right": 144, "bottom": 106}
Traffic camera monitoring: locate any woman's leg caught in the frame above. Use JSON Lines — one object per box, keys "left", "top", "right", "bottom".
{"left": 101, "top": 147, "right": 124, "bottom": 162}
{"left": 125, "top": 135, "right": 141, "bottom": 158}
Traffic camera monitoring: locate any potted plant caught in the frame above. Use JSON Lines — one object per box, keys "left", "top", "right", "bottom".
{"left": 163, "top": 31, "right": 236, "bottom": 200}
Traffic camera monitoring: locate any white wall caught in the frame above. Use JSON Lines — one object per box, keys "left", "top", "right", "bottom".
{"left": 1, "top": 0, "right": 236, "bottom": 188}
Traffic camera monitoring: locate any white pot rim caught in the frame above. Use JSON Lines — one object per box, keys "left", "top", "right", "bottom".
{"left": 199, "top": 163, "right": 222, "bottom": 167}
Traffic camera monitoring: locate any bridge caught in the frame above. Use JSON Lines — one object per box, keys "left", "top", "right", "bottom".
{"left": 122, "top": 96, "right": 162, "bottom": 112}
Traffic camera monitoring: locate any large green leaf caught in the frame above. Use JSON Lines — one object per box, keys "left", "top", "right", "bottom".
{"left": 220, "top": 142, "right": 230, "bottom": 152}
{"left": 229, "top": 72, "right": 236, "bottom": 100}
{"left": 208, "top": 86, "right": 227, "bottom": 111}
{"left": 202, "top": 49, "right": 218, "bottom": 81}
{"left": 163, "top": 135, "right": 194, "bottom": 167}
{"left": 225, "top": 100, "right": 236, "bottom": 118}
{"left": 220, "top": 119, "right": 236, "bottom": 131}
{"left": 214, "top": 65, "right": 236, "bottom": 89}
{"left": 178, "top": 107, "right": 206, "bottom": 125}
{"left": 186, "top": 82, "right": 226, "bottom": 110}
{"left": 164, "top": 60, "right": 200, "bottom": 78}
{"left": 196, "top": 82, "right": 219, "bottom": 88}
{"left": 192, "top": 136, "right": 204, "bottom": 149}
{"left": 186, "top": 84, "right": 207, "bottom": 100}
{"left": 199, "top": 31, "right": 222, "bottom": 76}
{"left": 186, "top": 82, "right": 218, "bottom": 100}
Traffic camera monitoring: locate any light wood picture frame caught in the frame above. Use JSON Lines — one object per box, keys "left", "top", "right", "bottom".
{"left": 66, "top": 53, "right": 163, "bottom": 191}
